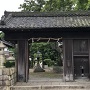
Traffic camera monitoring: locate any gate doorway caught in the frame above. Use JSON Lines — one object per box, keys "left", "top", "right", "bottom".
{"left": 29, "top": 41, "right": 63, "bottom": 81}
{"left": 74, "top": 57, "right": 89, "bottom": 78}
{"left": 29, "top": 41, "right": 63, "bottom": 68}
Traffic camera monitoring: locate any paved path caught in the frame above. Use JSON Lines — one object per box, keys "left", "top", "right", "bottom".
{"left": 15, "top": 71, "right": 90, "bottom": 86}
{"left": 12, "top": 72, "right": 90, "bottom": 90}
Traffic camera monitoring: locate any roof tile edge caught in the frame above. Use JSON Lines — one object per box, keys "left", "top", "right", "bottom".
{"left": 4, "top": 10, "right": 90, "bottom": 17}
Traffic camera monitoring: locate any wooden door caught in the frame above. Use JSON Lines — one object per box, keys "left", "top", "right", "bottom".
{"left": 73, "top": 39, "right": 89, "bottom": 78}
{"left": 74, "top": 57, "right": 89, "bottom": 78}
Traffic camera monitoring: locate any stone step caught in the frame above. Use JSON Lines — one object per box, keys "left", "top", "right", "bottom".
{"left": 10, "top": 85, "right": 90, "bottom": 90}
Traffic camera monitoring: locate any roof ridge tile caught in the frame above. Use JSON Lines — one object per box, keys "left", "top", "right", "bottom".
{"left": 4, "top": 10, "right": 90, "bottom": 17}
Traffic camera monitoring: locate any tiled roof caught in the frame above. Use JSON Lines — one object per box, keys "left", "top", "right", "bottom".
{"left": 0, "top": 40, "right": 14, "bottom": 47}
{"left": 0, "top": 11, "right": 90, "bottom": 30}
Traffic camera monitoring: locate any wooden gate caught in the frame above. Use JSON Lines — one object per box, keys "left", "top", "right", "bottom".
{"left": 73, "top": 39, "right": 89, "bottom": 78}
{"left": 74, "top": 57, "right": 89, "bottom": 78}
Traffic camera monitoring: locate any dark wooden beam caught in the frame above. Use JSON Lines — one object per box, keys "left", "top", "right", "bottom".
{"left": 3, "top": 28, "right": 90, "bottom": 40}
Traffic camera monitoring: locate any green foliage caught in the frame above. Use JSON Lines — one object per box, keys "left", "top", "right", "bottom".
{"left": 74, "top": 0, "right": 88, "bottom": 10}
{"left": 19, "top": 0, "right": 90, "bottom": 12}
{"left": 30, "top": 42, "right": 52, "bottom": 59}
{"left": 30, "top": 42, "right": 62, "bottom": 67}
{"left": 86, "top": 0, "right": 90, "bottom": 10}
{"left": 19, "top": 0, "right": 74, "bottom": 12}
{"left": 19, "top": 0, "right": 46, "bottom": 12}
{"left": 4, "top": 61, "right": 15, "bottom": 68}
{"left": 0, "top": 32, "right": 4, "bottom": 39}
{"left": 44, "top": 59, "right": 54, "bottom": 66}
{"left": 43, "top": 0, "right": 73, "bottom": 11}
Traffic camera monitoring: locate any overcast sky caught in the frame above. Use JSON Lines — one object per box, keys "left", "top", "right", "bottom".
{"left": 0, "top": 0, "right": 24, "bottom": 19}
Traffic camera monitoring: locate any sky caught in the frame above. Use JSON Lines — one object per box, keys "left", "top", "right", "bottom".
{"left": 0, "top": 0, "right": 24, "bottom": 19}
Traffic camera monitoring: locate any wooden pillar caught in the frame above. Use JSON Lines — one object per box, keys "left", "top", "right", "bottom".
{"left": 17, "top": 40, "right": 29, "bottom": 82}
{"left": 63, "top": 39, "right": 73, "bottom": 81}
{"left": 88, "top": 39, "right": 90, "bottom": 77}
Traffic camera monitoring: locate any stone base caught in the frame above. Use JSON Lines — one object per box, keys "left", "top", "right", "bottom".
{"left": 0, "top": 68, "right": 16, "bottom": 86}
{"left": 64, "top": 74, "right": 73, "bottom": 82}
{"left": 34, "top": 64, "right": 45, "bottom": 72}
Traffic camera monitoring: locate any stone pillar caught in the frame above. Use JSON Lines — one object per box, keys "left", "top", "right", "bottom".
{"left": 0, "top": 41, "right": 6, "bottom": 68}
{"left": 17, "top": 40, "right": 29, "bottom": 82}
{"left": 0, "top": 68, "right": 2, "bottom": 85}
{"left": 0, "top": 54, "right": 5, "bottom": 68}
{"left": 63, "top": 39, "right": 74, "bottom": 81}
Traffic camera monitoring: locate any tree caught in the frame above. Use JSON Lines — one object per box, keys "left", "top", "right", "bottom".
{"left": 30, "top": 42, "right": 61, "bottom": 67}
{"left": 42, "top": 0, "right": 73, "bottom": 11}
{"left": 86, "top": 0, "right": 90, "bottom": 10}
{"left": 19, "top": 0, "right": 90, "bottom": 12}
{"left": 19, "top": 0, "right": 74, "bottom": 12}
{"left": 0, "top": 32, "right": 4, "bottom": 39}
{"left": 74, "top": 0, "right": 88, "bottom": 10}
{"left": 19, "top": 0, "right": 46, "bottom": 12}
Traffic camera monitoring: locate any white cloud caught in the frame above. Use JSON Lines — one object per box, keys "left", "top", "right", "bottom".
{"left": 0, "top": 0, "right": 24, "bottom": 19}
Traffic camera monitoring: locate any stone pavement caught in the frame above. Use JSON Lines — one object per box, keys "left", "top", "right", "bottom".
{"left": 11, "top": 76, "right": 90, "bottom": 90}
{"left": 8, "top": 70, "right": 90, "bottom": 90}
